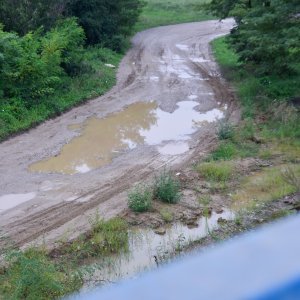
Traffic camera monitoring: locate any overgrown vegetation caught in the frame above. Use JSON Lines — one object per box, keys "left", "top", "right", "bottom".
{"left": 153, "top": 170, "right": 181, "bottom": 204}
{"left": 197, "top": 161, "right": 235, "bottom": 183}
{"left": 232, "top": 165, "right": 300, "bottom": 210}
{"left": 0, "top": 248, "right": 82, "bottom": 299}
{"left": 0, "top": 217, "right": 128, "bottom": 299}
{"left": 127, "top": 170, "right": 181, "bottom": 212}
{"left": 207, "top": 0, "right": 300, "bottom": 75}
{"left": 0, "top": 0, "right": 142, "bottom": 141}
{"left": 128, "top": 184, "right": 153, "bottom": 212}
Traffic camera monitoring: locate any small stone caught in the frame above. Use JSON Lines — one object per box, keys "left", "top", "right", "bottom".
{"left": 176, "top": 172, "right": 181, "bottom": 176}
{"left": 154, "top": 228, "right": 166, "bottom": 235}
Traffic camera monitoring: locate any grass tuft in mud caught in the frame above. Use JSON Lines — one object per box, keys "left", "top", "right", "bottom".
{"left": 159, "top": 208, "right": 174, "bottom": 223}
{"left": 128, "top": 184, "right": 153, "bottom": 212}
{"left": 58, "top": 217, "right": 129, "bottom": 260}
{"left": 197, "top": 161, "right": 235, "bottom": 183}
{"left": 153, "top": 170, "right": 181, "bottom": 204}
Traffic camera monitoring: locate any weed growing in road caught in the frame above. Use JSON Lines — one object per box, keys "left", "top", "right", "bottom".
{"left": 128, "top": 184, "right": 153, "bottom": 212}
{"left": 154, "top": 170, "right": 181, "bottom": 204}
{"left": 197, "top": 161, "right": 235, "bottom": 183}
{"left": 159, "top": 208, "right": 173, "bottom": 223}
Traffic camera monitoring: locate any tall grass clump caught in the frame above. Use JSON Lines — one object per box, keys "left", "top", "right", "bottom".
{"left": 153, "top": 170, "right": 181, "bottom": 204}
{"left": 128, "top": 184, "right": 153, "bottom": 212}
{"left": 197, "top": 161, "right": 235, "bottom": 183}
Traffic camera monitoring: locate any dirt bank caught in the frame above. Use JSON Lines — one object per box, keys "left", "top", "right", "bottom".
{"left": 0, "top": 19, "right": 238, "bottom": 249}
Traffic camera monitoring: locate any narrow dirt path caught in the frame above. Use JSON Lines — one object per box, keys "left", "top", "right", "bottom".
{"left": 0, "top": 19, "right": 238, "bottom": 249}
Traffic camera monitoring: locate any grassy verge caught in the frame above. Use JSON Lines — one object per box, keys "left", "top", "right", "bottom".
{"left": 206, "top": 36, "right": 300, "bottom": 209}
{"left": 135, "top": 0, "right": 213, "bottom": 32}
{"left": 0, "top": 217, "right": 128, "bottom": 299}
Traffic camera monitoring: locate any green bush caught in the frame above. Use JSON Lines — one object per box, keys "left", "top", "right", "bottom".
{"left": 153, "top": 171, "right": 181, "bottom": 204}
{"left": 210, "top": 142, "right": 237, "bottom": 161}
{"left": 128, "top": 184, "right": 153, "bottom": 212}
{"left": 217, "top": 121, "right": 234, "bottom": 140}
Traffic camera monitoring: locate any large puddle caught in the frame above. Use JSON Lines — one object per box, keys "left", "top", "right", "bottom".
{"left": 30, "top": 101, "right": 224, "bottom": 175}
{"left": 0, "top": 193, "right": 36, "bottom": 212}
{"left": 83, "top": 210, "right": 234, "bottom": 286}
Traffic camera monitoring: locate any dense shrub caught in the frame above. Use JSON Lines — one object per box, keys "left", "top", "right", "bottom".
{"left": 66, "top": 0, "right": 144, "bottom": 50}
{"left": 0, "top": 18, "right": 84, "bottom": 104}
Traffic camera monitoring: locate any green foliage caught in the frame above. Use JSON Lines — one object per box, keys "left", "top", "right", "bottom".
{"left": 58, "top": 217, "right": 129, "bottom": 260}
{"left": 67, "top": 0, "right": 144, "bottom": 50}
{"left": 208, "top": 0, "right": 300, "bottom": 76}
{"left": 212, "top": 36, "right": 300, "bottom": 143}
{"left": 217, "top": 121, "right": 235, "bottom": 140}
{"left": 0, "top": 18, "right": 84, "bottom": 103}
{"left": 153, "top": 170, "right": 181, "bottom": 204}
{"left": 90, "top": 217, "right": 129, "bottom": 254}
{"left": 128, "top": 184, "right": 153, "bottom": 212}
{"left": 197, "top": 161, "right": 235, "bottom": 182}
{"left": 210, "top": 142, "right": 237, "bottom": 160}
{"left": 0, "top": 0, "right": 69, "bottom": 35}
{"left": 0, "top": 248, "right": 82, "bottom": 299}
{"left": 160, "top": 208, "right": 173, "bottom": 222}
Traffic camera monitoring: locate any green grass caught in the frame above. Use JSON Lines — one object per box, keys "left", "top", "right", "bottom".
{"left": 135, "top": 0, "right": 213, "bottom": 32}
{"left": 0, "top": 217, "right": 129, "bottom": 299}
{"left": 159, "top": 208, "right": 173, "bottom": 222}
{"left": 197, "top": 161, "right": 235, "bottom": 183}
{"left": 0, "top": 248, "right": 82, "bottom": 300}
{"left": 128, "top": 184, "right": 153, "bottom": 212}
{"left": 232, "top": 165, "right": 300, "bottom": 210}
{"left": 153, "top": 170, "right": 181, "bottom": 204}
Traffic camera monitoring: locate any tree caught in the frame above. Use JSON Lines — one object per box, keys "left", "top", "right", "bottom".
{"left": 0, "top": 0, "right": 70, "bottom": 35}
{"left": 207, "top": 0, "right": 300, "bottom": 75}
{"left": 66, "top": 0, "right": 144, "bottom": 50}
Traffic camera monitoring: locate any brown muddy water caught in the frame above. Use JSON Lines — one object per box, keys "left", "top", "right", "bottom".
{"left": 30, "top": 101, "right": 224, "bottom": 175}
{"left": 82, "top": 209, "right": 234, "bottom": 288}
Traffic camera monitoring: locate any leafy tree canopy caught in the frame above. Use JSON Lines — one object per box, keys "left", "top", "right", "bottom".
{"left": 207, "top": 0, "right": 300, "bottom": 75}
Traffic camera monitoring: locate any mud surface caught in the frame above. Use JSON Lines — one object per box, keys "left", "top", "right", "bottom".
{"left": 0, "top": 19, "right": 238, "bottom": 248}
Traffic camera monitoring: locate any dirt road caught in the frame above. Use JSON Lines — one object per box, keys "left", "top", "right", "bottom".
{"left": 0, "top": 19, "right": 238, "bottom": 249}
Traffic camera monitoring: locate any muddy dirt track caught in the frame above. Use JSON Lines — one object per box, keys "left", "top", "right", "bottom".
{"left": 0, "top": 19, "right": 238, "bottom": 249}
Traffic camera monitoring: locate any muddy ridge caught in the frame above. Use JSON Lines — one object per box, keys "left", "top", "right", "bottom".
{"left": 0, "top": 19, "right": 238, "bottom": 249}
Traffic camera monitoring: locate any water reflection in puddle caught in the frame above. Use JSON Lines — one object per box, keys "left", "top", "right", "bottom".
{"left": 85, "top": 210, "right": 234, "bottom": 285}
{"left": 30, "top": 101, "right": 224, "bottom": 174}
{"left": 0, "top": 192, "right": 36, "bottom": 212}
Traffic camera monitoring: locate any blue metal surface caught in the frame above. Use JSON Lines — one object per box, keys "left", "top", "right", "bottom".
{"left": 72, "top": 215, "right": 300, "bottom": 300}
